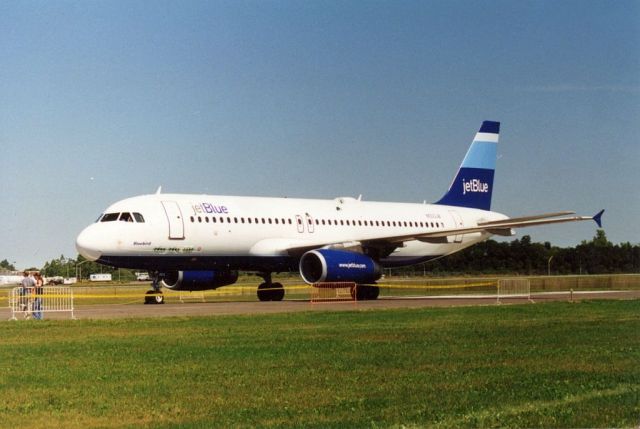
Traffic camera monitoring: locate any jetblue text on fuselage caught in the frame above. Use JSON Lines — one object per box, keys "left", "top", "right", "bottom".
{"left": 191, "top": 203, "right": 229, "bottom": 215}
{"left": 462, "top": 179, "right": 489, "bottom": 195}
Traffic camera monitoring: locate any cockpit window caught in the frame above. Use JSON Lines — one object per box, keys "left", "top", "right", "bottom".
{"left": 119, "top": 212, "right": 134, "bottom": 222}
{"left": 133, "top": 213, "right": 145, "bottom": 223}
{"left": 101, "top": 213, "right": 120, "bottom": 222}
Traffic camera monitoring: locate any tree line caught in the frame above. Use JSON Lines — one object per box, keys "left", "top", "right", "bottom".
{"left": 415, "top": 230, "right": 640, "bottom": 276}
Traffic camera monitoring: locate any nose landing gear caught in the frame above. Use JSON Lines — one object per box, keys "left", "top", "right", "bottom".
{"left": 144, "top": 273, "right": 165, "bottom": 304}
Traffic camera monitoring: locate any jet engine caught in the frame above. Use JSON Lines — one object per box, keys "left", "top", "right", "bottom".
{"left": 160, "top": 270, "right": 239, "bottom": 291}
{"left": 299, "top": 249, "right": 382, "bottom": 284}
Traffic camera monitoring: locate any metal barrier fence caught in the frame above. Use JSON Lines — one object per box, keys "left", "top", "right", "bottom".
{"left": 9, "top": 287, "right": 75, "bottom": 320}
{"left": 497, "top": 279, "right": 533, "bottom": 304}
{"left": 310, "top": 282, "right": 357, "bottom": 303}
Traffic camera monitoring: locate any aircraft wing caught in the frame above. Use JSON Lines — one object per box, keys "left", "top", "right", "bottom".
{"left": 277, "top": 210, "right": 604, "bottom": 257}
{"left": 381, "top": 210, "right": 604, "bottom": 244}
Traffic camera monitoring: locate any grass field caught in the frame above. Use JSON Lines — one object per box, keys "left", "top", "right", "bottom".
{"left": 0, "top": 300, "right": 638, "bottom": 428}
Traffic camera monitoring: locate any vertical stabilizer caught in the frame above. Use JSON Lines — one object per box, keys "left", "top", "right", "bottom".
{"left": 435, "top": 121, "right": 500, "bottom": 211}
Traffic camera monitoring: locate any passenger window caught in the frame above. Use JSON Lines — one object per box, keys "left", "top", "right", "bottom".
{"left": 247, "top": 218, "right": 252, "bottom": 224}
{"left": 190, "top": 216, "right": 195, "bottom": 223}
{"left": 241, "top": 218, "right": 245, "bottom": 224}
{"left": 275, "top": 219, "right": 279, "bottom": 224}
{"left": 205, "top": 217, "right": 209, "bottom": 223}
{"left": 213, "top": 217, "right": 217, "bottom": 223}
{"left": 220, "top": 217, "right": 224, "bottom": 223}
{"left": 198, "top": 216, "right": 202, "bottom": 223}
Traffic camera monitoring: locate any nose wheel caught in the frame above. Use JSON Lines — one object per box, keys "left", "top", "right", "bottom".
{"left": 144, "top": 273, "right": 165, "bottom": 304}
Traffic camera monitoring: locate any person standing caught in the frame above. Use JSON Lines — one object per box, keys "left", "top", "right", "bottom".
{"left": 33, "top": 273, "right": 44, "bottom": 320}
{"left": 20, "top": 272, "right": 35, "bottom": 319}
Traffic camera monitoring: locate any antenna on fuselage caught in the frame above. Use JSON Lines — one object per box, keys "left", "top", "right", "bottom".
{"left": 155, "top": 186, "right": 162, "bottom": 195}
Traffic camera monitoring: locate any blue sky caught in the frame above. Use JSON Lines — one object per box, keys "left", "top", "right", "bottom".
{"left": 1, "top": 0, "right": 638, "bottom": 269}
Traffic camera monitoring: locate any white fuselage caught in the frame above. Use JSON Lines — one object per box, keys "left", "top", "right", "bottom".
{"left": 76, "top": 193, "right": 507, "bottom": 273}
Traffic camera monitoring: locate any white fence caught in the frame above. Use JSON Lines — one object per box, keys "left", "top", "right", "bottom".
{"left": 9, "top": 286, "right": 75, "bottom": 320}
{"left": 497, "top": 279, "right": 534, "bottom": 304}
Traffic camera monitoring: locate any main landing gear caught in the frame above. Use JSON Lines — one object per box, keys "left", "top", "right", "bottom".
{"left": 256, "top": 273, "right": 284, "bottom": 302}
{"left": 352, "top": 285, "right": 380, "bottom": 301}
{"left": 144, "top": 273, "right": 165, "bottom": 305}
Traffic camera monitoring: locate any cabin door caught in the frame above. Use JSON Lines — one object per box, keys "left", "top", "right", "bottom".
{"left": 305, "top": 214, "right": 315, "bottom": 233}
{"left": 161, "top": 201, "right": 185, "bottom": 240}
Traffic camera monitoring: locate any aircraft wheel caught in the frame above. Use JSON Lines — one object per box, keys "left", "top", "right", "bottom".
{"left": 144, "top": 289, "right": 156, "bottom": 304}
{"left": 368, "top": 285, "right": 380, "bottom": 300}
{"left": 144, "top": 290, "right": 162, "bottom": 304}
{"left": 257, "top": 282, "right": 285, "bottom": 301}
{"left": 271, "top": 282, "right": 285, "bottom": 301}
{"left": 257, "top": 283, "right": 270, "bottom": 302}
{"left": 154, "top": 292, "right": 165, "bottom": 304}
{"left": 352, "top": 285, "right": 379, "bottom": 301}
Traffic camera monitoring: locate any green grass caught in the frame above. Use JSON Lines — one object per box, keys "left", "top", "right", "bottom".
{"left": 0, "top": 300, "right": 638, "bottom": 428}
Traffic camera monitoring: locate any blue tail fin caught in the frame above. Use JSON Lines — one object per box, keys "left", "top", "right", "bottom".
{"left": 435, "top": 121, "right": 500, "bottom": 211}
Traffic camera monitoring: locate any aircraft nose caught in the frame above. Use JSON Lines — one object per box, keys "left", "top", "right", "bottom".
{"left": 75, "top": 226, "right": 103, "bottom": 261}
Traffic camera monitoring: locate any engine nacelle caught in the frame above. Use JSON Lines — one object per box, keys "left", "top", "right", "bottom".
{"left": 299, "top": 249, "right": 382, "bottom": 284}
{"left": 160, "top": 270, "right": 239, "bottom": 291}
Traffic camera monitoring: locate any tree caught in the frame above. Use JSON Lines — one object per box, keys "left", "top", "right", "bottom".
{"left": 0, "top": 259, "right": 16, "bottom": 271}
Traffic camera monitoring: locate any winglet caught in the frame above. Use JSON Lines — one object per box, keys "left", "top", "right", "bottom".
{"left": 593, "top": 209, "right": 605, "bottom": 228}
{"left": 155, "top": 186, "right": 162, "bottom": 195}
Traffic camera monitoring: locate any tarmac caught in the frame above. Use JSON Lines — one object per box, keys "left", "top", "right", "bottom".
{"left": 2, "top": 290, "right": 638, "bottom": 321}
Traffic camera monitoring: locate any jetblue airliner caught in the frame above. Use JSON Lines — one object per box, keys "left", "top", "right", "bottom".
{"left": 76, "top": 121, "right": 603, "bottom": 303}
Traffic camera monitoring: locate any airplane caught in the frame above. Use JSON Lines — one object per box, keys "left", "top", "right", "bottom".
{"left": 75, "top": 121, "right": 604, "bottom": 303}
